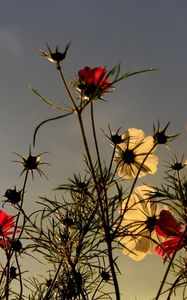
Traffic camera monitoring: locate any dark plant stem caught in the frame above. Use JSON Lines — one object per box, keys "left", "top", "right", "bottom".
{"left": 166, "top": 273, "right": 184, "bottom": 300}
{"left": 106, "top": 233, "right": 121, "bottom": 300}
{"left": 155, "top": 232, "right": 185, "bottom": 300}
{"left": 90, "top": 100, "right": 103, "bottom": 181}
{"left": 43, "top": 260, "right": 63, "bottom": 300}
{"left": 58, "top": 67, "right": 78, "bottom": 111}
{"left": 90, "top": 100, "right": 120, "bottom": 299}
{"left": 176, "top": 170, "right": 187, "bottom": 216}
{"left": 5, "top": 252, "right": 10, "bottom": 300}
{"left": 15, "top": 252, "right": 23, "bottom": 300}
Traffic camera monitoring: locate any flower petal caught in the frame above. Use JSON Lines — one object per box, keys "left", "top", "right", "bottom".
{"left": 155, "top": 210, "right": 183, "bottom": 237}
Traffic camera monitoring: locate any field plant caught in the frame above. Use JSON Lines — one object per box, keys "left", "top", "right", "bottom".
{"left": 0, "top": 42, "right": 186, "bottom": 300}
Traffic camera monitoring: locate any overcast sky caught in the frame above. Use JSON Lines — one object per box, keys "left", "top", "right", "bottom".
{"left": 0, "top": 1, "right": 187, "bottom": 299}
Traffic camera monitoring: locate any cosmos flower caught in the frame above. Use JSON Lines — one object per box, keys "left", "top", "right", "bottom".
{"left": 76, "top": 66, "right": 111, "bottom": 100}
{"left": 118, "top": 185, "right": 166, "bottom": 261}
{"left": 155, "top": 210, "right": 186, "bottom": 261}
{"left": 113, "top": 128, "right": 158, "bottom": 179}
{"left": 0, "top": 210, "right": 18, "bottom": 249}
{"left": 0, "top": 210, "right": 16, "bottom": 237}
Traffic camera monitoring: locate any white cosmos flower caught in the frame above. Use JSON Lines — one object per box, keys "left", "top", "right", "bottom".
{"left": 118, "top": 185, "right": 165, "bottom": 261}
{"left": 113, "top": 128, "right": 158, "bottom": 179}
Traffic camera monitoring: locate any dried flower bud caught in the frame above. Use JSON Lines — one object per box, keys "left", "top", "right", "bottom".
{"left": 11, "top": 240, "right": 22, "bottom": 252}
{"left": 23, "top": 154, "right": 40, "bottom": 170}
{"left": 63, "top": 217, "right": 74, "bottom": 227}
{"left": 4, "top": 187, "right": 22, "bottom": 205}
{"left": 111, "top": 134, "right": 123, "bottom": 145}
{"left": 39, "top": 42, "right": 71, "bottom": 69}
{"left": 101, "top": 270, "right": 110, "bottom": 281}
{"left": 10, "top": 266, "right": 17, "bottom": 280}
{"left": 153, "top": 121, "right": 178, "bottom": 145}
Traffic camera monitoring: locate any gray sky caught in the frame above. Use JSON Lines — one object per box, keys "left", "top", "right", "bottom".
{"left": 0, "top": 1, "right": 187, "bottom": 299}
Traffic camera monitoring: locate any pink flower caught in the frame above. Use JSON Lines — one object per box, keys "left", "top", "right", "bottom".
{"left": 77, "top": 66, "right": 111, "bottom": 100}
{"left": 0, "top": 210, "right": 18, "bottom": 249}
{"left": 155, "top": 210, "right": 185, "bottom": 260}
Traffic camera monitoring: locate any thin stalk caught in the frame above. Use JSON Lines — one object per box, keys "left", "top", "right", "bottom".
{"left": 57, "top": 67, "right": 78, "bottom": 111}
{"left": 106, "top": 232, "right": 121, "bottom": 300}
{"left": 176, "top": 170, "right": 187, "bottom": 216}
{"left": 166, "top": 273, "right": 184, "bottom": 300}
{"left": 155, "top": 232, "right": 185, "bottom": 300}
{"left": 90, "top": 101, "right": 120, "bottom": 299}
{"left": 108, "top": 146, "right": 117, "bottom": 179}
{"left": 90, "top": 100, "right": 103, "bottom": 181}
{"left": 5, "top": 252, "right": 10, "bottom": 300}
{"left": 15, "top": 252, "right": 23, "bottom": 300}
{"left": 12, "top": 169, "right": 29, "bottom": 242}
{"left": 43, "top": 260, "right": 63, "bottom": 300}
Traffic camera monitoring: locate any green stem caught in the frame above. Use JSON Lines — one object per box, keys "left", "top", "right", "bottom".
{"left": 90, "top": 100, "right": 103, "bottom": 181}
{"left": 58, "top": 67, "right": 78, "bottom": 110}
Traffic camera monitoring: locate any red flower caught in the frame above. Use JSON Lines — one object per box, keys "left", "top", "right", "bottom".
{"left": 154, "top": 210, "right": 185, "bottom": 261}
{"left": 0, "top": 210, "right": 16, "bottom": 237}
{"left": 155, "top": 210, "right": 183, "bottom": 237}
{"left": 155, "top": 236, "right": 185, "bottom": 261}
{"left": 77, "top": 66, "right": 111, "bottom": 100}
{"left": 0, "top": 210, "right": 18, "bottom": 249}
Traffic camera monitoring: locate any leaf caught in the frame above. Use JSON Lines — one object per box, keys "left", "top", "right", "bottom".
{"left": 29, "top": 86, "right": 73, "bottom": 112}
{"left": 115, "top": 68, "right": 159, "bottom": 83}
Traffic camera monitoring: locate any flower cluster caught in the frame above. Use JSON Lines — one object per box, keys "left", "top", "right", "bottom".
{"left": 118, "top": 185, "right": 186, "bottom": 261}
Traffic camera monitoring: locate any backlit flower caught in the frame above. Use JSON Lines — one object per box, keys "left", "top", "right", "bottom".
{"left": 118, "top": 185, "right": 166, "bottom": 261}
{"left": 0, "top": 210, "right": 18, "bottom": 250}
{"left": 155, "top": 210, "right": 186, "bottom": 261}
{"left": 113, "top": 128, "right": 158, "bottom": 179}
{"left": 76, "top": 66, "right": 111, "bottom": 100}
{"left": 155, "top": 236, "right": 185, "bottom": 262}
{"left": 0, "top": 210, "right": 16, "bottom": 237}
